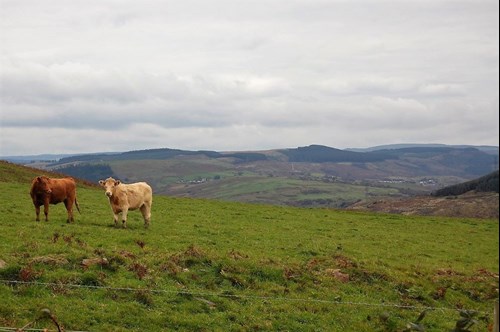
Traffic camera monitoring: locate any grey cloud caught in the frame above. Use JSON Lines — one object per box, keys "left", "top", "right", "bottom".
{"left": 1, "top": 0, "right": 498, "bottom": 155}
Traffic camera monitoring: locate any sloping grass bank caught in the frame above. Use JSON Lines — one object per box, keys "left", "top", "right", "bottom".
{"left": 0, "top": 161, "right": 498, "bottom": 331}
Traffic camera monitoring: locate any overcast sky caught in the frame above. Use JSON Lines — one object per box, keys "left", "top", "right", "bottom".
{"left": 1, "top": 0, "right": 498, "bottom": 156}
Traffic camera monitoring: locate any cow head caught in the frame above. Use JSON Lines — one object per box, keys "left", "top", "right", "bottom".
{"left": 99, "top": 177, "right": 121, "bottom": 197}
{"left": 35, "top": 176, "right": 52, "bottom": 194}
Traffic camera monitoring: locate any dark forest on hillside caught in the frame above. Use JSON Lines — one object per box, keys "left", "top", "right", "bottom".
{"left": 432, "top": 170, "right": 499, "bottom": 196}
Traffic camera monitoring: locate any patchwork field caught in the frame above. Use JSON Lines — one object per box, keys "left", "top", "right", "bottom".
{"left": 42, "top": 144, "right": 498, "bottom": 209}
{"left": 0, "top": 161, "right": 498, "bottom": 331}
{"left": 106, "top": 158, "right": 424, "bottom": 208}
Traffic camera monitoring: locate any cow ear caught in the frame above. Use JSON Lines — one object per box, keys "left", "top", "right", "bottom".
{"left": 37, "top": 176, "right": 42, "bottom": 182}
{"left": 98, "top": 180, "right": 104, "bottom": 186}
{"left": 115, "top": 180, "right": 121, "bottom": 186}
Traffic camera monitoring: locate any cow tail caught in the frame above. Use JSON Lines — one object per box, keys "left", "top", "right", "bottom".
{"left": 75, "top": 197, "right": 81, "bottom": 214}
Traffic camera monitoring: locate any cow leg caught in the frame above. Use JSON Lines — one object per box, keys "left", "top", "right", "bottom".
{"left": 43, "top": 201, "right": 50, "bottom": 222}
{"left": 35, "top": 205, "right": 41, "bottom": 222}
{"left": 140, "top": 204, "right": 151, "bottom": 228}
{"left": 112, "top": 212, "right": 119, "bottom": 227}
{"left": 121, "top": 208, "right": 129, "bottom": 228}
{"left": 64, "top": 199, "right": 74, "bottom": 223}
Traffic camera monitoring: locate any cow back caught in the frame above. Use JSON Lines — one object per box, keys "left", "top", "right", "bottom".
{"left": 31, "top": 177, "right": 77, "bottom": 204}
{"left": 114, "top": 182, "right": 152, "bottom": 209}
{"left": 48, "top": 178, "right": 77, "bottom": 201}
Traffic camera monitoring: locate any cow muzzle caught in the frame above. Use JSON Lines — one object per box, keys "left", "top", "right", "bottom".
{"left": 105, "top": 191, "right": 113, "bottom": 198}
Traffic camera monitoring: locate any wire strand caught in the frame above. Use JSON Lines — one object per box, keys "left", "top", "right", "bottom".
{"left": 0, "top": 327, "right": 88, "bottom": 332}
{"left": 0, "top": 279, "right": 487, "bottom": 314}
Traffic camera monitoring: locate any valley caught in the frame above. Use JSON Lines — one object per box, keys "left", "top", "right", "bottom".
{"left": 19, "top": 144, "right": 498, "bottom": 210}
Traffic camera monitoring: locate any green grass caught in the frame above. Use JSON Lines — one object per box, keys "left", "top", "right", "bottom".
{"left": 104, "top": 158, "right": 423, "bottom": 207}
{"left": 0, "top": 161, "right": 498, "bottom": 331}
{"left": 167, "top": 176, "right": 401, "bottom": 207}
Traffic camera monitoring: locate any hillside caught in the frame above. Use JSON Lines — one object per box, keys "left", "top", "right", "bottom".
{"left": 0, "top": 160, "right": 498, "bottom": 331}
{"left": 279, "top": 145, "right": 396, "bottom": 163}
{"left": 348, "top": 191, "right": 499, "bottom": 219}
{"left": 348, "top": 171, "right": 499, "bottom": 219}
{"left": 432, "top": 170, "right": 499, "bottom": 196}
{"left": 0, "top": 160, "right": 97, "bottom": 188}
{"left": 347, "top": 143, "right": 499, "bottom": 154}
{"left": 10, "top": 144, "right": 498, "bottom": 210}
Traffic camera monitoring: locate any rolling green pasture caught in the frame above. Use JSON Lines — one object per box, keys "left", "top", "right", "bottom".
{"left": 170, "top": 176, "right": 401, "bottom": 207}
{"left": 0, "top": 162, "right": 498, "bottom": 331}
{"left": 106, "top": 158, "right": 418, "bottom": 207}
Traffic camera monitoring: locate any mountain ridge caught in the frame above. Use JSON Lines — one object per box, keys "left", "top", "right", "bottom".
{"left": 346, "top": 143, "right": 499, "bottom": 154}
{"left": 2, "top": 143, "right": 498, "bottom": 162}
{"left": 432, "top": 170, "right": 499, "bottom": 196}
{"left": 3, "top": 144, "right": 498, "bottom": 210}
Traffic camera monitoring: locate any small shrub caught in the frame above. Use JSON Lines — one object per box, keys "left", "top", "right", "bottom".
{"left": 51, "top": 232, "right": 60, "bottom": 243}
{"left": 135, "top": 290, "right": 154, "bottom": 307}
{"left": 79, "top": 272, "right": 103, "bottom": 287}
{"left": 452, "top": 310, "right": 479, "bottom": 332}
{"left": 103, "top": 255, "right": 127, "bottom": 272}
{"left": 249, "top": 267, "right": 283, "bottom": 283}
{"left": 135, "top": 240, "right": 146, "bottom": 249}
{"left": 19, "top": 265, "right": 42, "bottom": 282}
{"left": 0, "top": 265, "right": 22, "bottom": 281}
{"left": 63, "top": 234, "right": 74, "bottom": 245}
{"left": 129, "top": 262, "right": 148, "bottom": 280}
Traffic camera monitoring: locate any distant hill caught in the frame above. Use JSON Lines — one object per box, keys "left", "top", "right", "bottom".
{"left": 3, "top": 144, "right": 498, "bottom": 209}
{"left": 50, "top": 148, "right": 268, "bottom": 165}
{"left": 347, "top": 191, "right": 499, "bottom": 219}
{"left": 280, "top": 145, "right": 497, "bottom": 176}
{"left": 432, "top": 170, "right": 499, "bottom": 196}
{"left": 375, "top": 147, "right": 497, "bottom": 176}
{"left": 2, "top": 152, "right": 121, "bottom": 164}
{"left": 0, "top": 160, "right": 97, "bottom": 188}
{"left": 3, "top": 153, "right": 79, "bottom": 163}
{"left": 347, "top": 143, "right": 499, "bottom": 155}
{"left": 348, "top": 170, "right": 499, "bottom": 219}
{"left": 279, "top": 145, "right": 396, "bottom": 163}
{"left": 3, "top": 143, "right": 497, "bottom": 162}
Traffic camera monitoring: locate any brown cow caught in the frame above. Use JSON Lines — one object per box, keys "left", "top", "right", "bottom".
{"left": 30, "top": 176, "right": 81, "bottom": 223}
{"left": 98, "top": 177, "right": 152, "bottom": 228}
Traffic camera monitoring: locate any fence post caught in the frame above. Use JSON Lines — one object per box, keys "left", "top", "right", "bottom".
{"left": 495, "top": 301, "right": 499, "bottom": 332}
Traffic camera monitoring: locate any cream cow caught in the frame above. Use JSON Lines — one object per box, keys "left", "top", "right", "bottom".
{"left": 98, "top": 177, "right": 152, "bottom": 228}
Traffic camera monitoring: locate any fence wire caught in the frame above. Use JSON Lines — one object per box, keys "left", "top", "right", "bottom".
{"left": 0, "top": 328, "right": 88, "bottom": 332}
{"left": 0, "top": 278, "right": 486, "bottom": 314}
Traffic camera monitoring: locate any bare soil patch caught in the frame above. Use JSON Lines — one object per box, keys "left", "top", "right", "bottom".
{"left": 347, "top": 191, "right": 499, "bottom": 219}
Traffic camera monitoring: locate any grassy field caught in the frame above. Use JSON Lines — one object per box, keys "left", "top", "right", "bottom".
{"left": 107, "top": 158, "right": 410, "bottom": 207}
{"left": 0, "top": 161, "right": 498, "bottom": 331}
{"left": 167, "top": 176, "right": 402, "bottom": 207}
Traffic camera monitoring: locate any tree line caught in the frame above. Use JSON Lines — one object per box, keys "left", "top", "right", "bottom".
{"left": 432, "top": 170, "right": 499, "bottom": 196}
